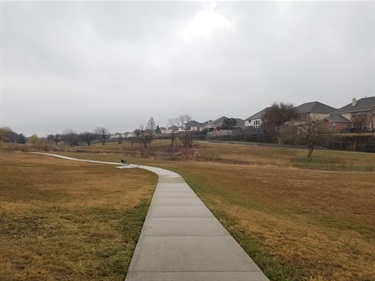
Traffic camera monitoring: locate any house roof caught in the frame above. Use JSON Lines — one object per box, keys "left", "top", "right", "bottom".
{"left": 334, "top": 96, "right": 375, "bottom": 114}
{"left": 296, "top": 101, "right": 336, "bottom": 114}
{"left": 209, "top": 116, "right": 244, "bottom": 127}
{"left": 168, "top": 125, "right": 179, "bottom": 131}
{"left": 235, "top": 118, "right": 245, "bottom": 127}
{"left": 211, "top": 116, "right": 228, "bottom": 126}
{"left": 245, "top": 108, "right": 267, "bottom": 121}
{"left": 325, "top": 114, "right": 351, "bottom": 123}
{"left": 185, "top": 120, "right": 205, "bottom": 127}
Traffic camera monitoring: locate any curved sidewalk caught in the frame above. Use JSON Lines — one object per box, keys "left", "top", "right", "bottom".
{"left": 32, "top": 153, "right": 269, "bottom": 281}
{"left": 124, "top": 166, "right": 269, "bottom": 281}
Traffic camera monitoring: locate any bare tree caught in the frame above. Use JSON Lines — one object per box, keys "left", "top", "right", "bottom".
{"left": 298, "top": 117, "right": 326, "bottom": 161}
{"left": 147, "top": 117, "right": 156, "bottom": 135}
{"left": 168, "top": 114, "right": 192, "bottom": 129}
{"left": 167, "top": 115, "right": 192, "bottom": 147}
{"left": 80, "top": 132, "right": 97, "bottom": 146}
{"left": 114, "top": 133, "right": 124, "bottom": 144}
{"left": 94, "top": 127, "right": 110, "bottom": 145}
{"left": 47, "top": 134, "right": 61, "bottom": 145}
{"left": 351, "top": 114, "right": 368, "bottom": 133}
{"left": 170, "top": 131, "right": 176, "bottom": 147}
{"left": 180, "top": 130, "right": 193, "bottom": 149}
{"left": 62, "top": 129, "right": 80, "bottom": 146}
{"left": 262, "top": 102, "right": 300, "bottom": 143}
{"left": 134, "top": 127, "right": 153, "bottom": 149}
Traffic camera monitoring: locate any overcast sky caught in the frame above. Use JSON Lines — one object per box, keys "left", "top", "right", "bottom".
{"left": 1, "top": 1, "right": 374, "bottom": 136}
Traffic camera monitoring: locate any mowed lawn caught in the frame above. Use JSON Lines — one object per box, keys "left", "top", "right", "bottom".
{"left": 0, "top": 152, "right": 157, "bottom": 281}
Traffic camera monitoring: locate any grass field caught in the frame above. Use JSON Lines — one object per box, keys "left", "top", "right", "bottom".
{"left": 1, "top": 141, "right": 374, "bottom": 281}
{"left": 0, "top": 151, "right": 157, "bottom": 281}
{"left": 60, "top": 141, "right": 375, "bottom": 281}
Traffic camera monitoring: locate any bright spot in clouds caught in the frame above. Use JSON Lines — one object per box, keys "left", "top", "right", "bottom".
{"left": 181, "top": 2, "right": 233, "bottom": 41}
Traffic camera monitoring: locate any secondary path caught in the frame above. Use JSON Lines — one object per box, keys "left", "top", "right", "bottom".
{"left": 32, "top": 153, "right": 269, "bottom": 281}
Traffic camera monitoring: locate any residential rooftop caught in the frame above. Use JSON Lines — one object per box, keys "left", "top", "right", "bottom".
{"left": 295, "top": 101, "right": 336, "bottom": 114}
{"left": 245, "top": 108, "right": 267, "bottom": 121}
{"left": 334, "top": 96, "right": 375, "bottom": 114}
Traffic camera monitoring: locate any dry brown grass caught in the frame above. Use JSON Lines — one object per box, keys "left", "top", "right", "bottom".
{"left": 192, "top": 166, "right": 373, "bottom": 280}
{"left": 195, "top": 141, "right": 375, "bottom": 170}
{"left": 122, "top": 156, "right": 375, "bottom": 281}
{"left": 0, "top": 152, "right": 157, "bottom": 281}
{"left": 4, "top": 141, "right": 374, "bottom": 280}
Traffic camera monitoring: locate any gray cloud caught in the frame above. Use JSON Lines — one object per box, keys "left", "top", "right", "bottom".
{"left": 1, "top": 1, "right": 373, "bottom": 136}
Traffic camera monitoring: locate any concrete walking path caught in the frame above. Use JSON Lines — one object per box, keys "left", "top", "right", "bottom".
{"left": 123, "top": 166, "right": 269, "bottom": 281}
{"left": 32, "top": 153, "right": 269, "bottom": 281}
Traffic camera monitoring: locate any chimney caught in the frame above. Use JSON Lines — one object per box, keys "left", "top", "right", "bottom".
{"left": 352, "top": 98, "right": 357, "bottom": 107}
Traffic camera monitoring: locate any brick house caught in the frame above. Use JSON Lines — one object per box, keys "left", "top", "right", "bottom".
{"left": 330, "top": 96, "right": 375, "bottom": 131}
{"left": 295, "top": 101, "right": 336, "bottom": 122}
{"left": 321, "top": 114, "right": 351, "bottom": 132}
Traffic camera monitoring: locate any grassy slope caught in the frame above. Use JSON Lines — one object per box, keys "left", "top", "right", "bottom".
{"left": 0, "top": 152, "right": 157, "bottom": 281}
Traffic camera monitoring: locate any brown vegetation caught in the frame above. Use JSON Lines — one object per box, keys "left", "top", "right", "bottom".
{"left": 1, "top": 141, "right": 374, "bottom": 280}
{"left": 139, "top": 156, "right": 375, "bottom": 281}
{"left": 0, "top": 152, "right": 157, "bottom": 280}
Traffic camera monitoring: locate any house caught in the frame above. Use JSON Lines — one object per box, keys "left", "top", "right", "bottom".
{"left": 205, "top": 116, "right": 227, "bottom": 129}
{"left": 322, "top": 114, "right": 351, "bottom": 132}
{"left": 185, "top": 120, "right": 205, "bottom": 131}
{"left": 235, "top": 118, "right": 245, "bottom": 128}
{"left": 295, "top": 101, "right": 336, "bottom": 122}
{"left": 111, "top": 132, "right": 130, "bottom": 139}
{"left": 206, "top": 116, "right": 244, "bottom": 130}
{"left": 159, "top": 127, "right": 167, "bottom": 134}
{"left": 124, "top": 132, "right": 135, "bottom": 138}
{"left": 110, "top": 133, "right": 121, "bottom": 139}
{"left": 244, "top": 108, "right": 267, "bottom": 128}
{"left": 331, "top": 96, "right": 375, "bottom": 131}
{"left": 164, "top": 125, "right": 179, "bottom": 134}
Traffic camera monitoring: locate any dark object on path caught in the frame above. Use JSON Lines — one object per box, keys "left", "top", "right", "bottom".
{"left": 121, "top": 159, "right": 128, "bottom": 165}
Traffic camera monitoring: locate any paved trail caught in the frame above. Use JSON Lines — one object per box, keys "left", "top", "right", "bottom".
{"left": 33, "top": 153, "right": 269, "bottom": 281}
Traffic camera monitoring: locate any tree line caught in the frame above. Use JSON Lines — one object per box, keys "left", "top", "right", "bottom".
{"left": 1, "top": 106, "right": 346, "bottom": 161}
{"left": 0, "top": 126, "right": 112, "bottom": 146}
{"left": 0, "top": 115, "right": 193, "bottom": 149}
